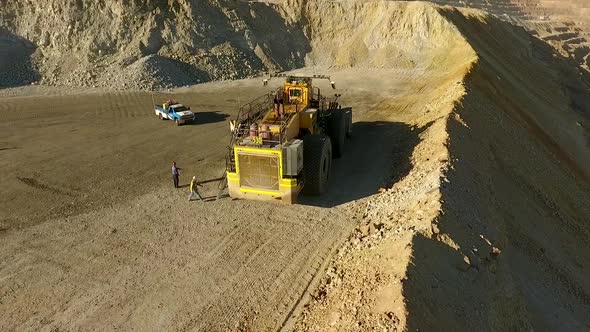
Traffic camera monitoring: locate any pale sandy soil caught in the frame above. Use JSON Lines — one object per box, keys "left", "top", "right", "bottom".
{"left": 1, "top": 2, "right": 589, "bottom": 331}
{"left": 0, "top": 67, "right": 427, "bottom": 330}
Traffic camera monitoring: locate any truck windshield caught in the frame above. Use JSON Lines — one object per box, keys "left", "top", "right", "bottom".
{"left": 172, "top": 106, "right": 187, "bottom": 112}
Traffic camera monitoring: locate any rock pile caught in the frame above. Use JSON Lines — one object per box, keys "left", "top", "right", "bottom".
{"left": 0, "top": 0, "right": 305, "bottom": 90}
{"left": 0, "top": 34, "right": 39, "bottom": 87}
{"left": 1, "top": 0, "right": 589, "bottom": 90}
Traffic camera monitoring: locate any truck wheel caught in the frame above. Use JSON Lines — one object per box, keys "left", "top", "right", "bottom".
{"left": 175, "top": 119, "right": 181, "bottom": 126}
{"left": 303, "top": 134, "right": 332, "bottom": 195}
{"left": 328, "top": 109, "right": 346, "bottom": 158}
{"left": 159, "top": 113, "right": 163, "bottom": 120}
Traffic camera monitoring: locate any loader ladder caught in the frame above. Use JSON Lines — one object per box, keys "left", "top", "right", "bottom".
{"left": 216, "top": 88, "right": 280, "bottom": 198}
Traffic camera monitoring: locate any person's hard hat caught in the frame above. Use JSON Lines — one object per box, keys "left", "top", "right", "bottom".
{"left": 192, "top": 176, "right": 196, "bottom": 180}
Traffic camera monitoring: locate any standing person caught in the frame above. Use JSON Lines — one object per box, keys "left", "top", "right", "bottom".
{"left": 188, "top": 176, "right": 204, "bottom": 201}
{"left": 274, "top": 95, "right": 280, "bottom": 119}
{"left": 172, "top": 161, "right": 181, "bottom": 188}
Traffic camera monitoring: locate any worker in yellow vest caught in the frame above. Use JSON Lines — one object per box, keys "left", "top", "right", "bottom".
{"left": 188, "top": 176, "right": 204, "bottom": 201}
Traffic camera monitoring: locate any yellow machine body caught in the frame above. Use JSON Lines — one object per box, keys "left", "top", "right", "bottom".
{"left": 227, "top": 146, "right": 300, "bottom": 204}
{"left": 226, "top": 74, "right": 338, "bottom": 204}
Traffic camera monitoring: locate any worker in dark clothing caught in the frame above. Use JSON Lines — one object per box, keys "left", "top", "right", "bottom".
{"left": 274, "top": 96, "right": 280, "bottom": 119}
{"left": 188, "top": 176, "right": 204, "bottom": 201}
{"left": 172, "top": 161, "right": 181, "bottom": 188}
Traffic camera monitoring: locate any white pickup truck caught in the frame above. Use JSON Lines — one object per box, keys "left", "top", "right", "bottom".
{"left": 154, "top": 101, "right": 195, "bottom": 126}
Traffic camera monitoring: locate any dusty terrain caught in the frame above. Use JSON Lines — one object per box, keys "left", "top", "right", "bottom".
{"left": 0, "top": 77, "right": 349, "bottom": 330}
{"left": 0, "top": 65, "right": 432, "bottom": 330}
{"left": 1, "top": 0, "right": 590, "bottom": 331}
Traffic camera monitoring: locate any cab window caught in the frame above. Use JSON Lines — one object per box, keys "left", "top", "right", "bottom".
{"left": 289, "top": 88, "right": 302, "bottom": 97}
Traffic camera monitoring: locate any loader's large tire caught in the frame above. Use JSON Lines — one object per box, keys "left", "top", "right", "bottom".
{"left": 303, "top": 134, "right": 332, "bottom": 195}
{"left": 328, "top": 109, "right": 346, "bottom": 158}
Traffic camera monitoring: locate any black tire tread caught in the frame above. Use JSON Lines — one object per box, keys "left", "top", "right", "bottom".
{"left": 303, "top": 134, "right": 332, "bottom": 195}
{"left": 328, "top": 110, "right": 346, "bottom": 158}
{"left": 343, "top": 107, "right": 353, "bottom": 138}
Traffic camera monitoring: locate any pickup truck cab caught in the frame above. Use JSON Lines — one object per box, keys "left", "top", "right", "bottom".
{"left": 155, "top": 101, "right": 195, "bottom": 126}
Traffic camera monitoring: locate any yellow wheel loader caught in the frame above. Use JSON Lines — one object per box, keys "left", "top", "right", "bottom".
{"left": 223, "top": 74, "right": 352, "bottom": 204}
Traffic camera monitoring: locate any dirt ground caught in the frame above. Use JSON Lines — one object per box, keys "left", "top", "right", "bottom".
{"left": 2, "top": 1, "right": 590, "bottom": 331}
{"left": 0, "top": 66, "right": 428, "bottom": 331}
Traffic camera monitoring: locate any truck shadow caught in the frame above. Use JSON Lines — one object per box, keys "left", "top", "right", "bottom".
{"left": 299, "top": 120, "right": 425, "bottom": 208}
{"left": 188, "top": 112, "right": 230, "bottom": 125}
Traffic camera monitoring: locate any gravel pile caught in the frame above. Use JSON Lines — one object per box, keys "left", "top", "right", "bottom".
{"left": 0, "top": 0, "right": 304, "bottom": 91}
{"left": 0, "top": 35, "right": 39, "bottom": 87}
{"left": 0, "top": 59, "right": 39, "bottom": 88}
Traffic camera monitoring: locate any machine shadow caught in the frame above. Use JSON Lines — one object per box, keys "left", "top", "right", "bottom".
{"left": 299, "top": 120, "right": 423, "bottom": 208}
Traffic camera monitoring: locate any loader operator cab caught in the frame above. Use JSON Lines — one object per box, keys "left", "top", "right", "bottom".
{"left": 283, "top": 76, "right": 312, "bottom": 112}
{"left": 288, "top": 87, "right": 303, "bottom": 104}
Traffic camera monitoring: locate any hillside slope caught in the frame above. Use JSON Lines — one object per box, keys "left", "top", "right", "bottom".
{"left": 405, "top": 8, "right": 590, "bottom": 330}
{"left": 295, "top": 3, "right": 590, "bottom": 331}
{"left": 2, "top": 0, "right": 590, "bottom": 90}
{"left": 0, "top": 0, "right": 310, "bottom": 89}
{"left": 411, "top": 0, "right": 590, "bottom": 73}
